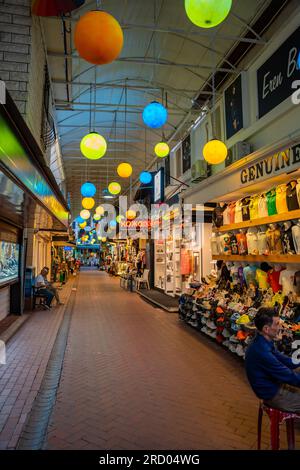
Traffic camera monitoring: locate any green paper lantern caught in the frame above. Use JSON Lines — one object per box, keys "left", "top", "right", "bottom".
{"left": 185, "top": 0, "right": 232, "bottom": 28}
{"left": 80, "top": 132, "right": 107, "bottom": 159}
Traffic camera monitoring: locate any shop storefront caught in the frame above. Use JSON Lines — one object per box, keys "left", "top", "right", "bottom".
{"left": 0, "top": 92, "right": 69, "bottom": 316}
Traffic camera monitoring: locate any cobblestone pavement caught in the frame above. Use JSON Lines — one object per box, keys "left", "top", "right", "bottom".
{"left": 43, "top": 270, "right": 300, "bottom": 450}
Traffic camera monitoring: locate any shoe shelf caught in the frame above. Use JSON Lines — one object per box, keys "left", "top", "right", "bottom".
{"left": 212, "top": 254, "right": 300, "bottom": 263}
{"left": 214, "top": 208, "right": 300, "bottom": 233}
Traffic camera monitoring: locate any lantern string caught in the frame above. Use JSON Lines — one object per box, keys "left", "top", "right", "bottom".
{"left": 93, "top": 67, "right": 96, "bottom": 132}
{"left": 145, "top": 126, "right": 147, "bottom": 167}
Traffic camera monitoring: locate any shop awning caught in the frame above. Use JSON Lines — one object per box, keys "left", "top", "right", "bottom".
{"left": 52, "top": 241, "right": 76, "bottom": 247}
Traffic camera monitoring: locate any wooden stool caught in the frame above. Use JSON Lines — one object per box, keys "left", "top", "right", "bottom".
{"left": 258, "top": 401, "right": 300, "bottom": 450}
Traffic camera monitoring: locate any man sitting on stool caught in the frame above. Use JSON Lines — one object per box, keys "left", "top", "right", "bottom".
{"left": 43, "top": 267, "right": 64, "bottom": 306}
{"left": 35, "top": 267, "right": 54, "bottom": 310}
{"left": 245, "top": 307, "right": 300, "bottom": 413}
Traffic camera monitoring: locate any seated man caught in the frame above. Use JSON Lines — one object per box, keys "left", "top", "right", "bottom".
{"left": 35, "top": 268, "right": 54, "bottom": 310}
{"left": 245, "top": 307, "right": 300, "bottom": 412}
{"left": 43, "top": 267, "right": 64, "bottom": 306}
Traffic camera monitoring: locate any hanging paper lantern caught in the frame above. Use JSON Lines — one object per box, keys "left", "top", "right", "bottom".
{"left": 102, "top": 237, "right": 107, "bottom": 242}
{"left": 139, "top": 171, "right": 152, "bottom": 184}
{"left": 80, "top": 132, "right": 107, "bottom": 160}
{"left": 74, "top": 11, "right": 123, "bottom": 65}
{"left": 109, "top": 220, "right": 117, "bottom": 228}
{"left": 79, "top": 221, "right": 87, "bottom": 228}
{"left": 93, "top": 214, "right": 101, "bottom": 221}
{"left": 154, "top": 142, "right": 169, "bottom": 158}
{"left": 117, "top": 162, "right": 133, "bottom": 178}
{"left": 95, "top": 205, "right": 105, "bottom": 216}
{"left": 82, "top": 197, "right": 95, "bottom": 210}
{"left": 80, "top": 209, "right": 90, "bottom": 220}
{"left": 185, "top": 0, "right": 232, "bottom": 29}
{"left": 116, "top": 215, "right": 124, "bottom": 223}
{"left": 81, "top": 181, "right": 96, "bottom": 197}
{"left": 85, "top": 225, "right": 92, "bottom": 232}
{"left": 126, "top": 209, "right": 136, "bottom": 220}
{"left": 76, "top": 215, "right": 85, "bottom": 224}
{"left": 32, "top": 0, "right": 85, "bottom": 17}
{"left": 203, "top": 139, "right": 228, "bottom": 165}
{"left": 142, "top": 102, "right": 168, "bottom": 129}
{"left": 108, "top": 182, "right": 121, "bottom": 195}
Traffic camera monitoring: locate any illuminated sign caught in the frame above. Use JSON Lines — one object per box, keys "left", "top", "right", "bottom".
{"left": 120, "top": 219, "right": 160, "bottom": 229}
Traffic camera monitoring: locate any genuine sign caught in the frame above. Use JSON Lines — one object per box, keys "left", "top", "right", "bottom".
{"left": 257, "top": 26, "right": 300, "bottom": 118}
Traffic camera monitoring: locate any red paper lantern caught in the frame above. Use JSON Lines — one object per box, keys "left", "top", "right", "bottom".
{"left": 74, "top": 11, "right": 123, "bottom": 65}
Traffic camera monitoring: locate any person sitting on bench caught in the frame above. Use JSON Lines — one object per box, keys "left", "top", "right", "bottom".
{"left": 35, "top": 268, "right": 54, "bottom": 310}
{"left": 43, "top": 266, "right": 64, "bottom": 306}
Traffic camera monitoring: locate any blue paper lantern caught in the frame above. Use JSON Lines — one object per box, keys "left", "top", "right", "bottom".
{"left": 297, "top": 51, "right": 300, "bottom": 70}
{"left": 109, "top": 220, "right": 117, "bottom": 228}
{"left": 142, "top": 101, "right": 168, "bottom": 129}
{"left": 81, "top": 181, "right": 96, "bottom": 197}
{"left": 139, "top": 171, "right": 152, "bottom": 184}
{"left": 76, "top": 215, "right": 85, "bottom": 224}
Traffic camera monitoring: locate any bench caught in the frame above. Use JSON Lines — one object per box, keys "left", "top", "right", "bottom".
{"left": 32, "top": 286, "right": 48, "bottom": 310}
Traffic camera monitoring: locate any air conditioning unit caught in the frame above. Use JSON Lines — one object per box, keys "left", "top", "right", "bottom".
{"left": 191, "top": 159, "right": 208, "bottom": 182}
{"left": 229, "top": 141, "right": 251, "bottom": 162}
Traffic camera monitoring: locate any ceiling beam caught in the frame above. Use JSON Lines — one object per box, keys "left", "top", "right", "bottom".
{"left": 55, "top": 107, "right": 189, "bottom": 116}
{"left": 46, "top": 19, "right": 267, "bottom": 44}
{"left": 55, "top": 99, "right": 186, "bottom": 112}
{"left": 47, "top": 52, "right": 239, "bottom": 73}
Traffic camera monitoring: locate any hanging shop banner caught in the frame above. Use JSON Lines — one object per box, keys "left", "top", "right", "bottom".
{"left": 257, "top": 25, "right": 300, "bottom": 118}
{"left": 224, "top": 74, "right": 243, "bottom": 139}
{"left": 120, "top": 219, "right": 159, "bottom": 229}
{"left": 153, "top": 168, "right": 165, "bottom": 203}
{"left": 182, "top": 134, "right": 191, "bottom": 174}
{"left": 240, "top": 143, "right": 300, "bottom": 184}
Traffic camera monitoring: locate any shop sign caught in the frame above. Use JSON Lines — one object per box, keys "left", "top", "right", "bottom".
{"left": 224, "top": 74, "right": 243, "bottom": 139}
{"left": 240, "top": 144, "right": 300, "bottom": 184}
{"left": 257, "top": 26, "right": 300, "bottom": 118}
{"left": 153, "top": 168, "right": 165, "bottom": 203}
{"left": 120, "top": 219, "right": 159, "bottom": 229}
{"left": 182, "top": 134, "right": 191, "bottom": 173}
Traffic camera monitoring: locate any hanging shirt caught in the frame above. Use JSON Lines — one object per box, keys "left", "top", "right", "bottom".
{"left": 257, "top": 231, "right": 268, "bottom": 255}
{"left": 234, "top": 200, "right": 243, "bottom": 223}
{"left": 279, "top": 269, "right": 296, "bottom": 295}
{"left": 281, "top": 225, "right": 296, "bottom": 254}
{"left": 236, "top": 232, "right": 248, "bottom": 255}
{"left": 255, "top": 269, "right": 269, "bottom": 290}
{"left": 246, "top": 228, "right": 259, "bottom": 255}
{"left": 294, "top": 271, "right": 300, "bottom": 296}
{"left": 267, "top": 269, "right": 283, "bottom": 293}
{"left": 241, "top": 197, "right": 251, "bottom": 221}
{"left": 228, "top": 202, "right": 236, "bottom": 224}
{"left": 230, "top": 234, "right": 239, "bottom": 255}
{"left": 238, "top": 265, "right": 246, "bottom": 287}
{"left": 223, "top": 205, "right": 230, "bottom": 225}
{"left": 266, "top": 189, "right": 278, "bottom": 216}
{"left": 296, "top": 180, "right": 300, "bottom": 208}
{"left": 212, "top": 204, "right": 226, "bottom": 228}
{"left": 286, "top": 181, "right": 299, "bottom": 212}
{"left": 243, "top": 265, "right": 257, "bottom": 287}
{"left": 266, "top": 226, "right": 283, "bottom": 254}
{"left": 275, "top": 184, "right": 288, "bottom": 214}
{"left": 210, "top": 234, "right": 219, "bottom": 256}
{"left": 258, "top": 194, "right": 268, "bottom": 218}
{"left": 249, "top": 195, "right": 260, "bottom": 220}
{"left": 292, "top": 224, "right": 300, "bottom": 254}
{"left": 219, "top": 233, "right": 231, "bottom": 255}
{"left": 230, "top": 264, "right": 239, "bottom": 285}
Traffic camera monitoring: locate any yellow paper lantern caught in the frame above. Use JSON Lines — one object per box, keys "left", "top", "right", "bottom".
{"left": 80, "top": 132, "right": 107, "bottom": 160}
{"left": 154, "top": 142, "right": 170, "bottom": 158}
{"left": 185, "top": 0, "right": 232, "bottom": 29}
{"left": 108, "top": 182, "right": 121, "bottom": 195}
{"left": 93, "top": 214, "right": 101, "bottom": 221}
{"left": 82, "top": 197, "right": 95, "bottom": 210}
{"left": 126, "top": 209, "right": 136, "bottom": 220}
{"left": 116, "top": 215, "right": 124, "bottom": 223}
{"left": 203, "top": 139, "right": 228, "bottom": 165}
{"left": 102, "top": 237, "right": 107, "bottom": 242}
{"left": 80, "top": 209, "right": 90, "bottom": 220}
{"left": 79, "top": 221, "right": 87, "bottom": 228}
{"left": 95, "top": 205, "right": 105, "bottom": 216}
{"left": 117, "top": 162, "right": 133, "bottom": 178}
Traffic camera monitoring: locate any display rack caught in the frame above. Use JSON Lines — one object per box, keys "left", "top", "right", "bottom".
{"left": 214, "top": 208, "right": 300, "bottom": 233}
{"left": 212, "top": 254, "right": 300, "bottom": 263}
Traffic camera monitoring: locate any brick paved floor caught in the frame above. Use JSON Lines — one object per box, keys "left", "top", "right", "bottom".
{"left": 0, "top": 279, "right": 75, "bottom": 449}
{"left": 43, "top": 270, "right": 300, "bottom": 450}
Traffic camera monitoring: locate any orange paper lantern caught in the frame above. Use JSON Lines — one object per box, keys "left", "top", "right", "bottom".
{"left": 74, "top": 11, "right": 124, "bottom": 65}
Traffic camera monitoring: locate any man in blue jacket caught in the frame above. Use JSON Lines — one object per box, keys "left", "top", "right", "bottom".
{"left": 245, "top": 307, "right": 300, "bottom": 412}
